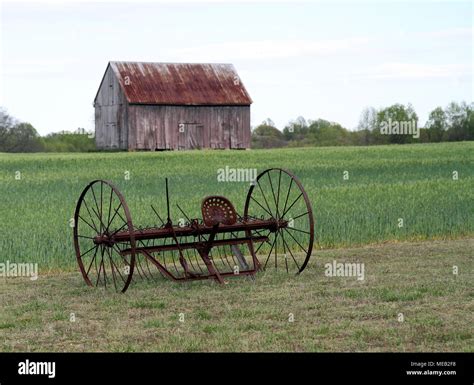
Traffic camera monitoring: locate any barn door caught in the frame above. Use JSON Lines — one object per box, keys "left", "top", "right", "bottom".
{"left": 103, "top": 105, "right": 119, "bottom": 149}
{"left": 222, "top": 122, "right": 230, "bottom": 149}
{"left": 222, "top": 122, "right": 240, "bottom": 149}
{"left": 178, "top": 123, "right": 204, "bottom": 150}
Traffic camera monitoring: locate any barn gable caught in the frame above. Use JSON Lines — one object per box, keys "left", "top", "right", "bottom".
{"left": 94, "top": 64, "right": 128, "bottom": 149}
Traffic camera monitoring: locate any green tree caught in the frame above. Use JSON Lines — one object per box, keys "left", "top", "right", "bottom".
{"left": 251, "top": 120, "right": 286, "bottom": 149}
{"left": 282, "top": 116, "right": 308, "bottom": 141}
{"left": 8, "top": 122, "right": 44, "bottom": 152}
{"left": 376, "top": 103, "right": 419, "bottom": 144}
{"left": 445, "top": 101, "right": 474, "bottom": 141}
{"left": 0, "top": 108, "right": 16, "bottom": 151}
{"left": 357, "top": 107, "right": 378, "bottom": 145}
{"left": 425, "top": 107, "right": 447, "bottom": 142}
{"left": 307, "top": 119, "right": 352, "bottom": 146}
{"left": 0, "top": 108, "right": 43, "bottom": 152}
{"left": 42, "top": 132, "right": 96, "bottom": 152}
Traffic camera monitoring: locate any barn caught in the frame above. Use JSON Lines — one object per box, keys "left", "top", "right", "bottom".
{"left": 94, "top": 61, "right": 253, "bottom": 150}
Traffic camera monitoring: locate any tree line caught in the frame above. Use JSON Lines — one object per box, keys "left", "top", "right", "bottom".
{"left": 0, "top": 108, "right": 95, "bottom": 152}
{"left": 252, "top": 101, "right": 474, "bottom": 148}
{"left": 1, "top": 102, "right": 473, "bottom": 152}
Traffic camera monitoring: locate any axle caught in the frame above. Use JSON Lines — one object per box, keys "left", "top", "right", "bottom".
{"left": 120, "top": 235, "right": 269, "bottom": 255}
{"left": 93, "top": 218, "right": 288, "bottom": 246}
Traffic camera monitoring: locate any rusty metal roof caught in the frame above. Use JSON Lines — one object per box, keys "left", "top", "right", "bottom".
{"left": 108, "top": 61, "right": 252, "bottom": 105}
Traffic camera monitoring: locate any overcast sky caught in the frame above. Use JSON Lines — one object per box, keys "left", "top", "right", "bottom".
{"left": 0, "top": 0, "right": 472, "bottom": 135}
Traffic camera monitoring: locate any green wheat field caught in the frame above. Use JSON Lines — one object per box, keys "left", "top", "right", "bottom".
{"left": 0, "top": 141, "right": 472, "bottom": 270}
{"left": 0, "top": 142, "right": 473, "bottom": 351}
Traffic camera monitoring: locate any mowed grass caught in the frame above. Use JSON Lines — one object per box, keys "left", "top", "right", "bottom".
{"left": 0, "top": 142, "right": 473, "bottom": 270}
{"left": 0, "top": 239, "right": 472, "bottom": 352}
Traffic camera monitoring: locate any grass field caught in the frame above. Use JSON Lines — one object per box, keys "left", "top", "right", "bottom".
{"left": 0, "top": 142, "right": 472, "bottom": 352}
{"left": 0, "top": 239, "right": 472, "bottom": 352}
{"left": 0, "top": 142, "right": 473, "bottom": 270}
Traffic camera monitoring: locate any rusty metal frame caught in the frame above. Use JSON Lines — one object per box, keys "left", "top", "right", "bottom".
{"left": 73, "top": 168, "right": 315, "bottom": 292}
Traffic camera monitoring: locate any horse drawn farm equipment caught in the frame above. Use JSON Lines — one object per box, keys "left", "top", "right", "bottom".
{"left": 73, "top": 168, "right": 314, "bottom": 292}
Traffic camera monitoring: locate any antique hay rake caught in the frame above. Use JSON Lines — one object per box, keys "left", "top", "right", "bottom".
{"left": 73, "top": 168, "right": 314, "bottom": 292}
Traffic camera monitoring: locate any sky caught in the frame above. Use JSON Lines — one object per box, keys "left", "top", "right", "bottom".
{"left": 0, "top": 0, "right": 472, "bottom": 135}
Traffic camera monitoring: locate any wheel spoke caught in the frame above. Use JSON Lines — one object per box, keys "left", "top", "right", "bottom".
{"left": 101, "top": 246, "right": 108, "bottom": 288}
{"left": 95, "top": 246, "right": 105, "bottom": 287}
{"left": 100, "top": 182, "right": 103, "bottom": 233}
{"left": 282, "top": 192, "right": 303, "bottom": 219}
{"left": 274, "top": 231, "right": 278, "bottom": 269}
{"left": 88, "top": 203, "right": 109, "bottom": 236}
{"left": 290, "top": 211, "right": 310, "bottom": 221}
{"left": 283, "top": 227, "right": 309, "bottom": 256}
{"left": 80, "top": 244, "right": 98, "bottom": 259}
{"left": 115, "top": 210, "right": 128, "bottom": 227}
{"left": 281, "top": 178, "right": 294, "bottom": 218}
{"left": 107, "top": 187, "right": 113, "bottom": 230}
{"left": 286, "top": 226, "right": 311, "bottom": 235}
{"left": 250, "top": 196, "right": 273, "bottom": 217}
{"left": 267, "top": 172, "right": 280, "bottom": 218}
{"left": 263, "top": 235, "right": 277, "bottom": 269}
{"left": 90, "top": 185, "right": 104, "bottom": 233}
{"left": 78, "top": 214, "right": 99, "bottom": 234}
{"left": 109, "top": 222, "right": 128, "bottom": 237}
{"left": 93, "top": 245, "right": 100, "bottom": 279}
{"left": 254, "top": 229, "right": 271, "bottom": 254}
{"left": 112, "top": 244, "right": 132, "bottom": 267}
{"left": 282, "top": 233, "right": 289, "bottom": 273}
{"left": 77, "top": 235, "right": 96, "bottom": 240}
{"left": 82, "top": 199, "right": 99, "bottom": 233}
{"left": 85, "top": 246, "right": 99, "bottom": 277}
{"left": 276, "top": 170, "right": 282, "bottom": 217}
{"left": 257, "top": 180, "right": 274, "bottom": 217}
{"left": 106, "top": 247, "right": 118, "bottom": 291}
{"left": 106, "top": 203, "right": 123, "bottom": 231}
{"left": 252, "top": 228, "right": 266, "bottom": 237}
{"left": 109, "top": 251, "right": 126, "bottom": 284}
{"left": 281, "top": 232, "right": 301, "bottom": 271}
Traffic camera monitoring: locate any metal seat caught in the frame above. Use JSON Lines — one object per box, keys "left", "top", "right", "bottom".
{"left": 201, "top": 196, "right": 237, "bottom": 226}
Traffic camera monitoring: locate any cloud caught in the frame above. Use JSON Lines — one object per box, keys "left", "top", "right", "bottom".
{"left": 171, "top": 37, "right": 371, "bottom": 61}
{"left": 1, "top": 59, "right": 75, "bottom": 76}
{"left": 418, "top": 27, "right": 472, "bottom": 39}
{"left": 353, "top": 62, "right": 471, "bottom": 80}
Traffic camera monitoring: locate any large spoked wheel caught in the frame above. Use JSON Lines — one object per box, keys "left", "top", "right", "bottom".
{"left": 73, "top": 180, "right": 136, "bottom": 293}
{"left": 244, "top": 168, "right": 314, "bottom": 274}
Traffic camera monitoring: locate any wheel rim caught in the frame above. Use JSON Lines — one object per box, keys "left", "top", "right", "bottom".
{"left": 73, "top": 180, "right": 136, "bottom": 293}
{"left": 244, "top": 168, "right": 314, "bottom": 274}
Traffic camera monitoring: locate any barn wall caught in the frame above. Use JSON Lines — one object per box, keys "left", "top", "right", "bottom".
{"left": 94, "top": 66, "right": 128, "bottom": 149}
{"left": 127, "top": 105, "right": 250, "bottom": 150}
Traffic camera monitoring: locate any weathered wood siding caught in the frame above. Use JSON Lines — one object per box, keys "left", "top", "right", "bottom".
{"left": 94, "top": 66, "right": 128, "bottom": 149}
{"left": 127, "top": 105, "right": 250, "bottom": 150}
